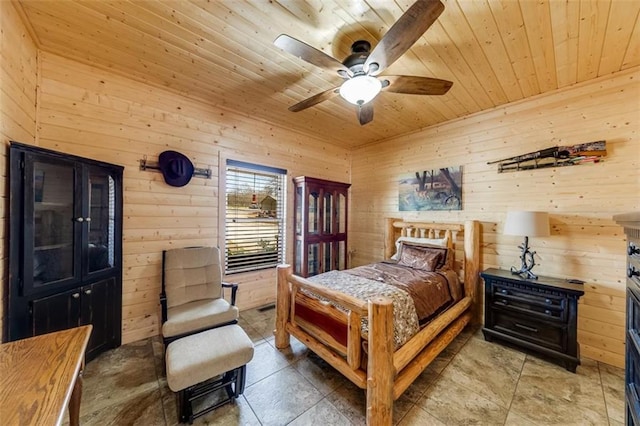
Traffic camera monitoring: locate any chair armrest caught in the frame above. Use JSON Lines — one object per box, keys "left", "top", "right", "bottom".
{"left": 222, "top": 282, "right": 238, "bottom": 306}
{"left": 160, "top": 292, "right": 168, "bottom": 323}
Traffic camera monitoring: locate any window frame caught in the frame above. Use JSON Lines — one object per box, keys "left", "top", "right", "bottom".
{"left": 222, "top": 159, "right": 287, "bottom": 275}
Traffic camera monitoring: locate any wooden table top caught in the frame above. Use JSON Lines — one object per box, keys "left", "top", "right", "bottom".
{"left": 0, "top": 325, "right": 92, "bottom": 426}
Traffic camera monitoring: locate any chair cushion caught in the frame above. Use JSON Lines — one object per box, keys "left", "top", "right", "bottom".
{"left": 164, "top": 247, "right": 223, "bottom": 308}
{"left": 162, "top": 298, "right": 239, "bottom": 339}
{"left": 166, "top": 324, "right": 254, "bottom": 392}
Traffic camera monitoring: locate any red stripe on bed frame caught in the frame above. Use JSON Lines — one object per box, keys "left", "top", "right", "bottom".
{"left": 294, "top": 302, "right": 348, "bottom": 348}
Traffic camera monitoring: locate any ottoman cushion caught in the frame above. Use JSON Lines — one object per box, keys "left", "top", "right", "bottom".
{"left": 166, "top": 324, "right": 254, "bottom": 392}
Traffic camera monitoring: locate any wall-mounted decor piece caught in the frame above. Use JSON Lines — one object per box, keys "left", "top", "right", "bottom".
{"left": 488, "top": 140, "right": 606, "bottom": 173}
{"left": 399, "top": 166, "right": 462, "bottom": 211}
{"left": 139, "top": 152, "right": 212, "bottom": 185}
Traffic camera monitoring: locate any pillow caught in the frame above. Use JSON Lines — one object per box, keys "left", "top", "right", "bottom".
{"left": 397, "top": 243, "right": 448, "bottom": 271}
{"left": 390, "top": 235, "right": 448, "bottom": 260}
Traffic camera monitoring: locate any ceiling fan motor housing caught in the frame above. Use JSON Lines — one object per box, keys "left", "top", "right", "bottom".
{"left": 342, "top": 40, "right": 373, "bottom": 74}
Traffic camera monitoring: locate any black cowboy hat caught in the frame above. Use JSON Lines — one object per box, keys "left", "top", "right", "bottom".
{"left": 158, "top": 151, "right": 194, "bottom": 187}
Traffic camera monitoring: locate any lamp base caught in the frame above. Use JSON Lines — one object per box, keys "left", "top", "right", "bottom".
{"left": 510, "top": 236, "right": 539, "bottom": 280}
{"left": 510, "top": 265, "right": 538, "bottom": 280}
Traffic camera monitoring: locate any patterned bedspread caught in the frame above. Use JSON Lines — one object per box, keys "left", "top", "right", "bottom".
{"left": 307, "top": 263, "right": 461, "bottom": 349}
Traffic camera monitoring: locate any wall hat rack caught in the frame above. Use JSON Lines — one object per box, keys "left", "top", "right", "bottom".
{"left": 139, "top": 152, "right": 212, "bottom": 187}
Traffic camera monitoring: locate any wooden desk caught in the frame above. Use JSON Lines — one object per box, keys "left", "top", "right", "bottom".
{"left": 0, "top": 325, "right": 92, "bottom": 426}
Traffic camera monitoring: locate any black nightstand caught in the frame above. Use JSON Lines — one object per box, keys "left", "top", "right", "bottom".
{"left": 481, "top": 268, "right": 585, "bottom": 372}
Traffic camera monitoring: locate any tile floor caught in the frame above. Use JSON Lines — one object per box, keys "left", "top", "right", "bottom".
{"left": 71, "top": 306, "right": 625, "bottom": 425}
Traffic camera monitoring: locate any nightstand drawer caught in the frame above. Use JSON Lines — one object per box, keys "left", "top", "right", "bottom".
{"left": 492, "top": 310, "right": 565, "bottom": 352}
{"left": 491, "top": 282, "right": 566, "bottom": 322}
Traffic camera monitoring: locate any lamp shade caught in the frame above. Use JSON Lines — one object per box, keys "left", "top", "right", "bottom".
{"left": 339, "top": 75, "right": 382, "bottom": 105}
{"left": 504, "top": 211, "right": 550, "bottom": 237}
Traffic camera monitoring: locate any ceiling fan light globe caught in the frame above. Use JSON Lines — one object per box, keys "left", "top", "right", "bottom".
{"left": 339, "top": 75, "right": 382, "bottom": 105}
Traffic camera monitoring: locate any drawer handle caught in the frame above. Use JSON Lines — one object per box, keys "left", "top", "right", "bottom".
{"left": 545, "top": 298, "right": 551, "bottom": 304}
{"left": 629, "top": 266, "right": 640, "bottom": 278}
{"left": 514, "top": 323, "right": 538, "bottom": 333}
{"left": 629, "top": 242, "right": 640, "bottom": 256}
{"left": 544, "top": 309, "right": 552, "bottom": 315}
{"left": 500, "top": 289, "right": 508, "bottom": 294}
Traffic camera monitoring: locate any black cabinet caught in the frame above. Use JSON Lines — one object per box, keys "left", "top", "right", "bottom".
{"left": 31, "top": 278, "right": 118, "bottom": 360}
{"left": 481, "top": 268, "right": 584, "bottom": 372}
{"left": 6, "top": 142, "right": 123, "bottom": 362}
{"left": 613, "top": 212, "right": 640, "bottom": 425}
{"left": 293, "top": 176, "right": 350, "bottom": 277}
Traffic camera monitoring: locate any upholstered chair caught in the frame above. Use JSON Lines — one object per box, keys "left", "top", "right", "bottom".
{"left": 160, "top": 246, "right": 239, "bottom": 345}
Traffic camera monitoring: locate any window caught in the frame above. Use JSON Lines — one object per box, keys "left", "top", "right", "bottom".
{"left": 224, "top": 160, "right": 286, "bottom": 274}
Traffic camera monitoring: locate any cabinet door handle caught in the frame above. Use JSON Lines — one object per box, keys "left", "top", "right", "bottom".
{"left": 72, "top": 292, "right": 80, "bottom": 299}
{"left": 85, "top": 217, "right": 92, "bottom": 222}
{"left": 514, "top": 323, "right": 538, "bottom": 333}
{"left": 629, "top": 266, "right": 640, "bottom": 278}
{"left": 629, "top": 243, "right": 640, "bottom": 256}
{"left": 85, "top": 289, "right": 92, "bottom": 295}
{"left": 74, "top": 217, "right": 84, "bottom": 222}
{"left": 544, "top": 309, "right": 552, "bottom": 315}
{"left": 545, "top": 298, "right": 551, "bottom": 304}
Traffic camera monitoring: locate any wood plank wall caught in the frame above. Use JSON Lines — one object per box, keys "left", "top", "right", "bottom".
{"left": 7, "top": 48, "right": 350, "bottom": 345}
{"left": 0, "top": 1, "right": 38, "bottom": 341}
{"left": 2, "top": 0, "right": 638, "bottom": 368}
{"left": 350, "top": 67, "right": 640, "bottom": 368}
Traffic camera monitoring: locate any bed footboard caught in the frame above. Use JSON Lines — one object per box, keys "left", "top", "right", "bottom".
{"left": 276, "top": 264, "right": 396, "bottom": 425}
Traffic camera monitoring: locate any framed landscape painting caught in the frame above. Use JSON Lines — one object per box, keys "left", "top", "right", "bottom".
{"left": 398, "top": 166, "right": 462, "bottom": 211}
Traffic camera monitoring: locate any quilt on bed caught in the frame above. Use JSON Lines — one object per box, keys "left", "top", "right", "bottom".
{"left": 306, "top": 262, "right": 461, "bottom": 349}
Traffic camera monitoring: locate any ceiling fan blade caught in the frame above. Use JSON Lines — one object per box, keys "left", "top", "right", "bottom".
{"left": 289, "top": 87, "right": 340, "bottom": 112}
{"left": 381, "top": 75, "right": 453, "bottom": 95}
{"left": 364, "top": 0, "right": 444, "bottom": 76}
{"left": 357, "top": 103, "right": 374, "bottom": 125}
{"left": 274, "top": 34, "right": 349, "bottom": 75}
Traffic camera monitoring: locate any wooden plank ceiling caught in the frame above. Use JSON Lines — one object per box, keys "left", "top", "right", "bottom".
{"left": 16, "top": 0, "right": 640, "bottom": 148}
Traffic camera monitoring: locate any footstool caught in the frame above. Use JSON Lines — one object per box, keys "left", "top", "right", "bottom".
{"left": 165, "top": 324, "right": 254, "bottom": 424}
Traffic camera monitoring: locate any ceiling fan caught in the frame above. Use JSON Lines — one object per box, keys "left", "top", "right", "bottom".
{"left": 274, "top": 0, "right": 453, "bottom": 125}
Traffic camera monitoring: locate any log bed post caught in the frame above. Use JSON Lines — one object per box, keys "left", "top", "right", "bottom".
{"left": 463, "top": 221, "right": 480, "bottom": 323}
{"left": 275, "top": 264, "right": 291, "bottom": 349}
{"left": 366, "top": 296, "right": 394, "bottom": 426}
{"left": 385, "top": 218, "right": 397, "bottom": 259}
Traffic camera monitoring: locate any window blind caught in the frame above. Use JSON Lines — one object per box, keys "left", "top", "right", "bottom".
{"left": 225, "top": 160, "right": 286, "bottom": 274}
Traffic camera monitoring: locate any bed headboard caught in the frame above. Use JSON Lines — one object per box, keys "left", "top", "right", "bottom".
{"left": 385, "top": 218, "right": 480, "bottom": 306}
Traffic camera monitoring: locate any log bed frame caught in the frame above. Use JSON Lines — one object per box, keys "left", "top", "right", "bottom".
{"left": 275, "top": 218, "right": 480, "bottom": 426}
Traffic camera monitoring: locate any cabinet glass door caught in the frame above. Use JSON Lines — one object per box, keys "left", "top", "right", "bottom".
{"left": 307, "top": 243, "right": 320, "bottom": 276}
{"left": 87, "top": 167, "right": 117, "bottom": 274}
{"left": 295, "top": 186, "right": 302, "bottom": 236}
{"left": 25, "top": 157, "right": 80, "bottom": 294}
{"left": 323, "top": 242, "right": 334, "bottom": 272}
{"left": 324, "top": 192, "right": 333, "bottom": 234}
{"left": 294, "top": 240, "right": 302, "bottom": 275}
{"left": 308, "top": 191, "right": 320, "bottom": 235}
{"left": 337, "top": 192, "right": 346, "bottom": 233}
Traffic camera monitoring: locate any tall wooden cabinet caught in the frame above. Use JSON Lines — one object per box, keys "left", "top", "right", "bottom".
{"left": 614, "top": 212, "right": 640, "bottom": 425}
{"left": 6, "top": 142, "right": 123, "bottom": 361}
{"left": 293, "top": 177, "right": 350, "bottom": 277}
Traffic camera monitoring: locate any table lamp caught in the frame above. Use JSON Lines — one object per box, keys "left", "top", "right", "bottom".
{"left": 504, "top": 211, "right": 550, "bottom": 279}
